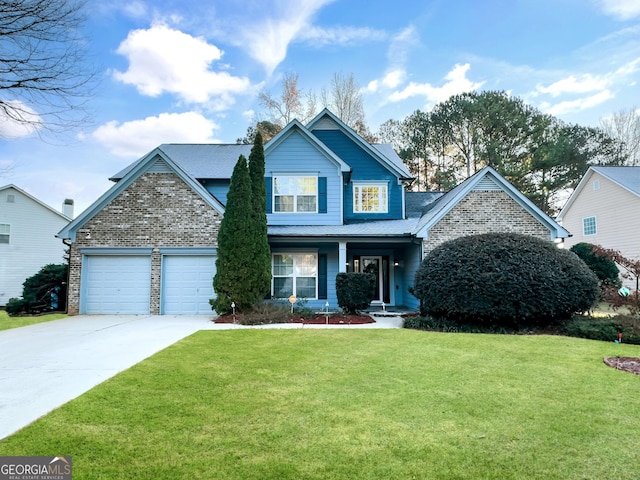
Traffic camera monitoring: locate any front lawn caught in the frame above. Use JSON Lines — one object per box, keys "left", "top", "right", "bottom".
{"left": 2, "top": 330, "right": 640, "bottom": 479}
{"left": 0, "top": 310, "right": 67, "bottom": 331}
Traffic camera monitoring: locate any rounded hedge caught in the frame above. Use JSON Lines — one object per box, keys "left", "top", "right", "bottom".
{"left": 569, "top": 242, "right": 620, "bottom": 286}
{"left": 414, "top": 233, "right": 600, "bottom": 327}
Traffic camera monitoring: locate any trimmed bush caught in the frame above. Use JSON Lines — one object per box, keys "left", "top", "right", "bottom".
{"left": 563, "top": 314, "right": 640, "bottom": 345}
{"left": 6, "top": 298, "right": 28, "bottom": 316}
{"left": 336, "top": 272, "right": 376, "bottom": 314}
{"left": 413, "top": 233, "right": 600, "bottom": 328}
{"left": 6, "top": 263, "right": 68, "bottom": 316}
{"left": 570, "top": 242, "right": 620, "bottom": 286}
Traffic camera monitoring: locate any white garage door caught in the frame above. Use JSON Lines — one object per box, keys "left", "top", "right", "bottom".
{"left": 162, "top": 255, "right": 216, "bottom": 314}
{"left": 83, "top": 255, "right": 151, "bottom": 314}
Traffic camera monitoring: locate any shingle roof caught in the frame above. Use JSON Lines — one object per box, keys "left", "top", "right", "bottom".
{"left": 371, "top": 144, "right": 413, "bottom": 179}
{"left": 110, "top": 142, "right": 408, "bottom": 183}
{"left": 405, "top": 191, "right": 445, "bottom": 218}
{"left": 268, "top": 218, "right": 419, "bottom": 237}
{"left": 110, "top": 144, "right": 251, "bottom": 181}
{"left": 592, "top": 166, "right": 640, "bottom": 196}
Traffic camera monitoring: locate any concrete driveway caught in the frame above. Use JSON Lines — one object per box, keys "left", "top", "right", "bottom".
{"left": 0, "top": 314, "right": 214, "bottom": 440}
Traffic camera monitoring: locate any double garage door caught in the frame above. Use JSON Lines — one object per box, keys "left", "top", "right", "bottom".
{"left": 82, "top": 255, "right": 216, "bottom": 314}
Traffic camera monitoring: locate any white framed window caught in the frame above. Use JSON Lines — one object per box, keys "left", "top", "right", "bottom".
{"left": 272, "top": 252, "right": 318, "bottom": 299}
{"left": 273, "top": 176, "right": 317, "bottom": 213}
{"left": 0, "top": 224, "right": 9, "bottom": 244}
{"left": 583, "top": 216, "right": 597, "bottom": 236}
{"left": 353, "top": 182, "right": 388, "bottom": 213}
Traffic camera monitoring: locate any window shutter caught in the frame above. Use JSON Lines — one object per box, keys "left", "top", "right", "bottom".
{"left": 319, "top": 177, "right": 327, "bottom": 213}
{"left": 265, "top": 177, "right": 272, "bottom": 214}
{"left": 318, "top": 253, "right": 327, "bottom": 299}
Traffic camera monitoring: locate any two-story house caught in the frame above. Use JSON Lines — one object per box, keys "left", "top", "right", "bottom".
{"left": 557, "top": 166, "right": 640, "bottom": 287}
{"left": 57, "top": 109, "right": 568, "bottom": 315}
{"left": 1, "top": 185, "right": 72, "bottom": 306}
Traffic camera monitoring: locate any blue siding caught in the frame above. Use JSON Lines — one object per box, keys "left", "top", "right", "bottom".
{"left": 203, "top": 180, "right": 230, "bottom": 206}
{"left": 312, "top": 130, "right": 404, "bottom": 221}
{"left": 403, "top": 244, "right": 422, "bottom": 310}
{"left": 266, "top": 130, "right": 342, "bottom": 226}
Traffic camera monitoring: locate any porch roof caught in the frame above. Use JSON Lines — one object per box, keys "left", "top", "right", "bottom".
{"left": 268, "top": 218, "right": 419, "bottom": 237}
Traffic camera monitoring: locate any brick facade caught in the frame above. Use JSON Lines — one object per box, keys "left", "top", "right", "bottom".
{"left": 422, "top": 190, "right": 550, "bottom": 256}
{"left": 67, "top": 172, "right": 222, "bottom": 314}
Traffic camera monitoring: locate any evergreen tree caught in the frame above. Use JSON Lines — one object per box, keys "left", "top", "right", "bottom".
{"left": 247, "top": 132, "right": 272, "bottom": 302}
{"left": 211, "top": 155, "right": 255, "bottom": 313}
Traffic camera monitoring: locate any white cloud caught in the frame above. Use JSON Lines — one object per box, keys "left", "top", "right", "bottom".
{"left": 238, "top": 0, "right": 333, "bottom": 75}
{"left": 540, "top": 90, "right": 614, "bottom": 116}
{"left": 594, "top": 0, "right": 640, "bottom": 20}
{"left": 123, "top": 0, "right": 148, "bottom": 19}
{"left": 0, "top": 101, "right": 42, "bottom": 139}
{"left": 300, "top": 25, "right": 386, "bottom": 47}
{"left": 366, "top": 69, "right": 406, "bottom": 93}
{"left": 92, "top": 112, "right": 219, "bottom": 157}
{"left": 537, "top": 74, "right": 609, "bottom": 97}
{"left": 113, "top": 23, "right": 252, "bottom": 106}
{"left": 389, "top": 63, "right": 484, "bottom": 105}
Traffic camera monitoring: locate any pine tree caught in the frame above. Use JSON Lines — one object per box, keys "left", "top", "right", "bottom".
{"left": 211, "top": 155, "right": 255, "bottom": 313}
{"left": 247, "top": 132, "right": 272, "bottom": 302}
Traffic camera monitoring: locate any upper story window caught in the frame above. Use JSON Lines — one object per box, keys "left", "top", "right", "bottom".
{"left": 0, "top": 224, "right": 9, "bottom": 244}
{"left": 273, "top": 176, "right": 317, "bottom": 213}
{"left": 353, "top": 182, "right": 388, "bottom": 213}
{"left": 592, "top": 180, "right": 600, "bottom": 191}
{"left": 583, "top": 216, "right": 597, "bottom": 236}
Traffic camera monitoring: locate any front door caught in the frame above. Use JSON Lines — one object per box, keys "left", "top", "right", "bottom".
{"left": 360, "top": 256, "right": 384, "bottom": 302}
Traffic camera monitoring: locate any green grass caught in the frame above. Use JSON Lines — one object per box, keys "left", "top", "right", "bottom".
{"left": 0, "top": 310, "right": 67, "bottom": 331}
{"left": 2, "top": 330, "right": 640, "bottom": 479}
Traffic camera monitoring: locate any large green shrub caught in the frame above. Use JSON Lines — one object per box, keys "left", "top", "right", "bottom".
{"left": 570, "top": 242, "right": 620, "bottom": 286}
{"left": 6, "top": 263, "right": 68, "bottom": 315}
{"left": 413, "top": 233, "right": 599, "bottom": 328}
{"left": 335, "top": 272, "right": 376, "bottom": 314}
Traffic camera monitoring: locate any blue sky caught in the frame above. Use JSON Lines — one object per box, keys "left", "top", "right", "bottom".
{"left": 2, "top": 0, "right": 640, "bottom": 215}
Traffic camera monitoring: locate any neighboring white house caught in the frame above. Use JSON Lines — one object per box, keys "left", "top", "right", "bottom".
{"left": 557, "top": 166, "right": 640, "bottom": 285}
{"left": 0, "top": 185, "right": 73, "bottom": 306}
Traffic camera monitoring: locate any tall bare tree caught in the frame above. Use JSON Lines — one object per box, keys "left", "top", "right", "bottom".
{"left": 0, "top": 0, "right": 94, "bottom": 138}
{"left": 600, "top": 107, "right": 640, "bottom": 165}
{"left": 258, "top": 72, "right": 317, "bottom": 127}
{"left": 321, "top": 72, "right": 373, "bottom": 140}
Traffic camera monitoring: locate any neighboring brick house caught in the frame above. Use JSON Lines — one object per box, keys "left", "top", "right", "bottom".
{"left": 58, "top": 109, "right": 569, "bottom": 314}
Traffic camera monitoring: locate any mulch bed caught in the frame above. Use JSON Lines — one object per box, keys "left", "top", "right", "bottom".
{"left": 214, "top": 314, "right": 374, "bottom": 325}
{"left": 603, "top": 357, "right": 640, "bottom": 375}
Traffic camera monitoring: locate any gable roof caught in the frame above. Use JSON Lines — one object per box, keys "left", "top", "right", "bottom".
{"left": 111, "top": 144, "right": 252, "bottom": 181}
{"left": 558, "top": 166, "right": 640, "bottom": 221}
{"left": 0, "top": 184, "right": 71, "bottom": 220}
{"left": 307, "top": 109, "right": 413, "bottom": 180}
{"left": 58, "top": 147, "right": 225, "bottom": 241}
{"left": 264, "top": 119, "right": 351, "bottom": 173}
{"left": 413, "top": 166, "right": 570, "bottom": 240}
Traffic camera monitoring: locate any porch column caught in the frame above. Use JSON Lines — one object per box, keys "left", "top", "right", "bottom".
{"left": 338, "top": 241, "right": 347, "bottom": 272}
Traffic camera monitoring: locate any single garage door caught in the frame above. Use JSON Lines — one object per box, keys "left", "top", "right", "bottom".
{"left": 83, "top": 255, "right": 151, "bottom": 314}
{"left": 162, "top": 255, "right": 216, "bottom": 314}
